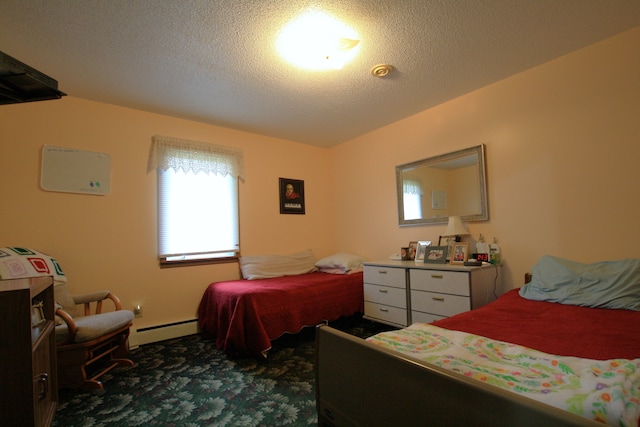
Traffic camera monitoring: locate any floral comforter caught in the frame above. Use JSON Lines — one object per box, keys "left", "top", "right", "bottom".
{"left": 366, "top": 323, "right": 640, "bottom": 426}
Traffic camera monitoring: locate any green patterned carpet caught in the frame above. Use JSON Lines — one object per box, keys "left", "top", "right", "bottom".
{"left": 53, "top": 315, "right": 393, "bottom": 427}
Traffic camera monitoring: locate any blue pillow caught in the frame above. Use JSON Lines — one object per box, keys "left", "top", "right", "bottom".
{"left": 519, "top": 255, "right": 640, "bottom": 311}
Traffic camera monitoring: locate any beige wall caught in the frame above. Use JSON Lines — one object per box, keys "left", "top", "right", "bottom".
{"left": 0, "top": 99, "right": 335, "bottom": 330}
{"left": 1, "top": 28, "right": 639, "bottom": 332}
{"left": 331, "top": 27, "right": 640, "bottom": 292}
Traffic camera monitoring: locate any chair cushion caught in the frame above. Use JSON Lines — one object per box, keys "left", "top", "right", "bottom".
{"left": 54, "top": 282, "right": 80, "bottom": 317}
{"left": 56, "top": 310, "right": 134, "bottom": 344}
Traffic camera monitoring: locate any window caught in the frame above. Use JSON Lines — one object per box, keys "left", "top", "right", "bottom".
{"left": 149, "top": 136, "right": 245, "bottom": 265}
{"left": 403, "top": 179, "right": 422, "bottom": 220}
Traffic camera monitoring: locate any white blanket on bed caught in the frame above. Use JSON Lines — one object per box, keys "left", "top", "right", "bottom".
{"left": 367, "top": 323, "right": 640, "bottom": 426}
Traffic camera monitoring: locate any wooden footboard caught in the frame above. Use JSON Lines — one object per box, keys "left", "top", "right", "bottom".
{"left": 315, "top": 325, "right": 600, "bottom": 427}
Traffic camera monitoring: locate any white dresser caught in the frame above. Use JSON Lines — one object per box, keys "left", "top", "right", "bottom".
{"left": 363, "top": 260, "right": 500, "bottom": 327}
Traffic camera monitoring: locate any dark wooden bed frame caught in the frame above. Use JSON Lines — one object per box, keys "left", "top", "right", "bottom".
{"left": 315, "top": 321, "right": 600, "bottom": 426}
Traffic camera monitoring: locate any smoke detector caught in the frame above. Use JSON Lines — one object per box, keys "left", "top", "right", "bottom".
{"left": 371, "top": 64, "right": 394, "bottom": 77}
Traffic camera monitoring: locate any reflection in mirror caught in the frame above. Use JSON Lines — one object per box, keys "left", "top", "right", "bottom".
{"left": 397, "top": 144, "right": 488, "bottom": 226}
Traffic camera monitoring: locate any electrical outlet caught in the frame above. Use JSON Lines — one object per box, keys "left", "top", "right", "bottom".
{"left": 133, "top": 304, "right": 143, "bottom": 318}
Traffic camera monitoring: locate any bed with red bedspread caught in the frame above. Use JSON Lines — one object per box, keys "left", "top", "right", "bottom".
{"left": 316, "top": 256, "right": 640, "bottom": 426}
{"left": 198, "top": 271, "right": 363, "bottom": 357}
{"left": 431, "top": 288, "right": 640, "bottom": 360}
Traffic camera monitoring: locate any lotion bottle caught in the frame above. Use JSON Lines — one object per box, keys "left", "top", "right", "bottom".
{"left": 490, "top": 237, "right": 501, "bottom": 265}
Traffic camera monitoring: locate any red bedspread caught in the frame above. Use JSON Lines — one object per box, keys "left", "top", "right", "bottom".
{"left": 198, "top": 271, "right": 364, "bottom": 357}
{"left": 432, "top": 288, "right": 640, "bottom": 360}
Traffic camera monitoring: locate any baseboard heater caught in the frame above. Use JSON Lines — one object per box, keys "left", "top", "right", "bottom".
{"left": 129, "top": 318, "right": 199, "bottom": 349}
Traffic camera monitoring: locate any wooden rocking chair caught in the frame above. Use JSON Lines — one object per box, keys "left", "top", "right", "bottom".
{"left": 54, "top": 282, "right": 134, "bottom": 390}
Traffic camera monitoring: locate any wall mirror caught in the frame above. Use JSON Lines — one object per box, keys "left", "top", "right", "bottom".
{"left": 396, "top": 144, "right": 488, "bottom": 226}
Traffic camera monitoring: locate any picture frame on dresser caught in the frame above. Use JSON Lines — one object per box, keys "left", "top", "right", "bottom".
{"left": 408, "top": 241, "right": 418, "bottom": 260}
{"left": 414, "top": 241, "right": 431, "bottom": 262}
{"left": 450, "top": 242, "right": 470, "bottom": 265}
{"left": 438, "top": 235, "right": 454, "bottom": 260}
{"left": 423, "top": 246, "right": 448, "bottom": 264}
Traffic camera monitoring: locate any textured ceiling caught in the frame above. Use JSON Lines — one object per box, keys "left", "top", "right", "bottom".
{"left": 1, "top": 1, "right": 639, "bottom": 147}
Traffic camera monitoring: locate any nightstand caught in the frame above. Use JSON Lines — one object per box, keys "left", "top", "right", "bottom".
{"left": 0, "top": 276, "right": 58, "bottom": 427}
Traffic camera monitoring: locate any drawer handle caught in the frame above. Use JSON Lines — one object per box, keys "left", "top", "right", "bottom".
{"left": 431, "top": 274, "right": 444, "bottom": 279}
{"left": 432, "top": 297, "right": 445, "bottom": 302}
{"left": 378, "top": 289, "right": 389, "bottom": 293}
{"left": 378, "top": 270, "right": 388, "bottom": 274}
{"left": 379, "top": 308, "right": 389, "bottom": 312}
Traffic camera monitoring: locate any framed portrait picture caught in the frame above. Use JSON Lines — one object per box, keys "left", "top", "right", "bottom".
{"left": 450, "top": 242, "right": 470, "bottom": 265}
{"left": 424, "top": 246, "right": 448, "bottom": 264}
{"left": 279, "top": 178, "right": 305, "bottom": 215}
{"left": 408, "top": 241, "right": 418, "bottom": 260}
{"left": 414, "top": 240, "right": 431, "bottom": 262}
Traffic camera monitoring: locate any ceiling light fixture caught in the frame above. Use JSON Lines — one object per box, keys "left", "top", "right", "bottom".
{"left": 276, "top": 10, "right": 360, "bottom": 71}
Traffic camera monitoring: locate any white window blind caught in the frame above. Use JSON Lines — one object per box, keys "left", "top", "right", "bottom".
{"left": 403, "top": 179, "right": 423, "bottom": 220}
{"left": 149, "top": 135, "right": 245, "bottom": 262}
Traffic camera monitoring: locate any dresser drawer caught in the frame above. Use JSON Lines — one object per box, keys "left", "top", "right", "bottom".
{"left": 411, "top": 310, "right": 445, "bottom": 324}
{"left": 364, "top": 265, "right": 406, "bottom": 288}
{"left": 410, "top": 290, "right": 471, "bottom": 317}
{"left": 364, "top": 302, "right": 408, "bottom": 326}
{"left": 410, "top": 269, "right": 470, "bottom": 296}
{"left": 364, "top": 284, "right": 407, "bottom": 308}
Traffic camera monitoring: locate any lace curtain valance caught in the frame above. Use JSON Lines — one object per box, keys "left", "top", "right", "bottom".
{"left": 148, "top": 135, "right": 245, "bottom": 180}
{"left": 403, "top": 179, "right": 423, "bottom": 195}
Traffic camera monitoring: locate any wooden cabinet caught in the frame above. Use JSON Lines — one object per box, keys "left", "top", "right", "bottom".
{"left": 1, "top": 276, "right": 58, "bottom": 427}
{"left": 363, "top": 260, "right": 499, "bottom": 327}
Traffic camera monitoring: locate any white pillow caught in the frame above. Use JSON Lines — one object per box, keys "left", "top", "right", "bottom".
{"left": 239, "top": 249, "right": 318, "bottom": 280}
{"left": 315, "top": 253, "right": 366, "bottom": 274}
